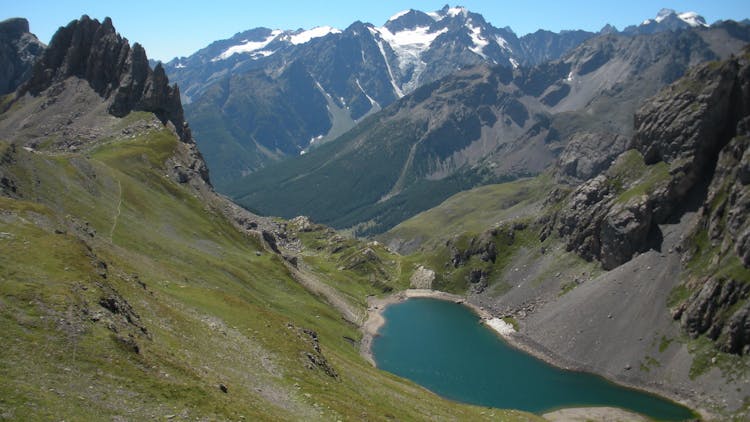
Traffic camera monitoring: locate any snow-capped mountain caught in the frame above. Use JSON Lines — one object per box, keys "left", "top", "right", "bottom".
{"left": 161, "top": 6, "right": 717, "bottom": 189}
{"left": 623, "top": 8, "right": 708, "bottom": 34}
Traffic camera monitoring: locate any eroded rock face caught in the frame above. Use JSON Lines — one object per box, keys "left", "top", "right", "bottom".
{"left": 633, "top": 60, "right": 741, "bottom": 167}
{"left": 699, "top": 127, "right": 750, "bottom": 267}
{"left": 0, "top": 18, "right": 44, "bottom": 95}
{"left": 555, "top": 175, "right": 610, "bottom": 262}
{"left": 20, "top": 16, "right": 190, "bottom": 144}
{"left": 448, "top": 229, "right": 499, "bottom": 268}
{"left": 723, "top": 302, "right": 750, "bottom": 355}
{"left": 674, "top": 278, "right": 750, "bottom": 354}
{"left": 557, "top": 132, "right": 629, "bottom": 182}
{"left": 599, "top": 197, "right": 653, "bottom": 270}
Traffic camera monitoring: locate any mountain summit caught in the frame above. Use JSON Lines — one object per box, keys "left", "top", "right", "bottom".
{"left": 624, "top": 8, "right": 708, "bottom": 34}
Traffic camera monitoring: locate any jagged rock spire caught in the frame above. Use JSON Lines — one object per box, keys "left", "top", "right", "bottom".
{"left": 21, "top": 15, "right": 190, "bottom": 142}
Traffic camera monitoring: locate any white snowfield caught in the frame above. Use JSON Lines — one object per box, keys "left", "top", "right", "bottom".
{"left": 641, "top": 9, "right": 708, "bottom": 27}
{"left": 214, "top": 26, "right": 341, "bottom": 61}
{"left": 215, "top": 29, "right": 282, "bottom": 60}
{"left": 290, "top": 26, "right": 342, "bottom": 45}
{"left": 369, "top": 26, "right": 448, "bottom": 72}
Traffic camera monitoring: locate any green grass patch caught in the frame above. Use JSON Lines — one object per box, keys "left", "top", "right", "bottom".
{"left": 502, "top": 317, "right": 519, "bottom": 331}
{"left": 659, "top": 336, "right": 674, "bottom": 353}
{"left": 605, "top": 150, "right": 670, "bottom": 204}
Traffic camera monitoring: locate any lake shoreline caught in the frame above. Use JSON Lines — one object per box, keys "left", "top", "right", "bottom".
{"left": 360, "top": 289, "right": 706, "bottom": 420}
{"left": 360, "top": 289, "right": 510, "bottom": 365}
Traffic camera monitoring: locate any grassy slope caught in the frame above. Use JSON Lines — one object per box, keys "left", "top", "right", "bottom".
{"left": 380, "top": 175, "right": 554, "bottom": 252}
{"left": 0, "top": 116, "right": 538, "bottom": 421}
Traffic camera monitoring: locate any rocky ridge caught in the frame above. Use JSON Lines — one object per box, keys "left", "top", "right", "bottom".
{"left": 21, "top": 16, "right": 192, "bottom": 146}
{"left": 0, "top": 18, "right": 44, "bottom": 95}
{"left": 8, "top": 16, "right": 210, "bottom": 186}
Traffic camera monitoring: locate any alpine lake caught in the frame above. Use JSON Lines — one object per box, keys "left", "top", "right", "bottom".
{"left": 371, "top": 298, "right": 696, "bottom": 421}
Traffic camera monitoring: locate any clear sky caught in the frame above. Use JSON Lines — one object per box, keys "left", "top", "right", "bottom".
{"left": 2, "top": 1, "right": 748, "bottom": 61}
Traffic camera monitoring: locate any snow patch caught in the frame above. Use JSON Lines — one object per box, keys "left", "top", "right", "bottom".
{"left": 426, "top": 11, "right": 443, "bottom": 21}
{"left": 250, "top": 50, "right": 275, "bottom": 59}
{"left": 315, "top": 81, "right": 332, "bottom": 98}
{"left": 509, "top": 57, "right": 519, "bottom": 69}
{"left": 495, "top": 35, "right": 512, "bottom": 52}
{"left": 467, "top": 23, "right": 488, "bottom": 58}
{"left": 678, "top": 11, "right": 708, "bottom": 27}
{"left": 215, "top": 30, "right": 282, "bottom": 60}
{"left": 309, "top": 134, "right": 324, "bottom": 145}
{"left": 485, "top": 318, "right": 515, "bottom": 336}
{"left": 355, "top": 79, "right": 379, "bottom": 108}
{"left": 370, "top": 26, "right": 447, "bottom": 73}
{"left": 290, "top": 26, "right": 341, "bottom": 45}
{"left": 372, "top": 37, "right": 404, "bottom": 98}
{"left": 174, "top": 62, "right": 186, "bottom": 69}
{"left": 447, "top": 6, "right": 468, "bottom": 18}
{"left": 388, "top": 10, "right": 411, "bottom": 22}
{"left": 644, "top": 9, "right": 707, "bottom": 27}
{"left": 566, "top": 71, "right": 574, "bottom": 82}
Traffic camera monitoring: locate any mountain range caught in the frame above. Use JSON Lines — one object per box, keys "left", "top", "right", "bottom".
{"left": 163, "top": 6, "right": 714, "bottom": 188}
{"left": 226, "top": 17, "right": 750, "bottom": 235}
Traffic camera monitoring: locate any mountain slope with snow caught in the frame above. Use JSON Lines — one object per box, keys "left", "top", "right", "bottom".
{"left": 625, "top": 8, "right": 709, "bottom": 34}
{"left": 162, "top": 6, "right": 728, "bottom": 189}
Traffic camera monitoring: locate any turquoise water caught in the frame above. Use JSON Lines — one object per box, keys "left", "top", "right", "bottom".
{"left": 372, "top": 298, "right": 695, "bottom": 420}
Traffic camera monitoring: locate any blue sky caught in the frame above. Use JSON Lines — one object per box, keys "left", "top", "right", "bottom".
{"left": 2, "top": 1, "right": 748, "bottom": 61}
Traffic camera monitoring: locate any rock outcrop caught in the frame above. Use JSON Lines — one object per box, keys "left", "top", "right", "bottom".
{"left": 0, "top": 18, "right": 44, "bottom": 95}
{"left": 557, "top": 132, "right": 629, "bottom": 182}
{"left": 674, "top": 277, "right": 750, "bottom": 355}
{"left": 15, "top": 16, "right": 210, "bottom": 186}
{"left": 20, "top": 16, "right": 191, "bottom": 145}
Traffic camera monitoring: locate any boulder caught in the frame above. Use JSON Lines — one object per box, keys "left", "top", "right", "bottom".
{"left": 599, "top": 196, "right": 653, "bottom": 270}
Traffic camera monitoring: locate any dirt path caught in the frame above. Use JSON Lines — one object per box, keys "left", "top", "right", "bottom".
{"left": 285, "top": 262, "right": 364, "bottom": 326}
{"left": 109, "top": 177, "right": 122, "bottom": 240}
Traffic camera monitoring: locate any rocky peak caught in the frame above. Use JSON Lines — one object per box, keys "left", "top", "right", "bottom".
{"left": 0, "top": 17, "right": 44, "bottom": 95}
{"left": 20, "top": 16, "right": 190, "bottom": 144}
{"left": 0, "top": 18, "right": 30, "bottom": 36}
{"left": 599, "top": 24, "right": 618, "bottom": 34}
{"left": 384, "top": 10, "right": 435, "bottom": 33}
{"left": 623, "top": 9, "right": 708, "bottom": 35}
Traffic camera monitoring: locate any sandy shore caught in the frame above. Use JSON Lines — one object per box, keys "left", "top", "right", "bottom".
{"left": 542, "top": 407, "right": 649, "bottom": 422}
{"left": 359, "top": 289, "right": 514, "bottom": 366}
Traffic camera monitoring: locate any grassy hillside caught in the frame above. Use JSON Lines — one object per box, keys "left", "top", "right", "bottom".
{"left": 0, "top": 111, "right": 538, "bottom": 421}
{"left": 380, "top": 175, "right": 554, "bottom": 253}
